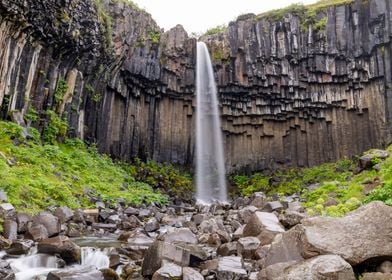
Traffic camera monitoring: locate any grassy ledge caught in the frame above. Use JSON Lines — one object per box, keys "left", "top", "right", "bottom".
{"left": 0, "top": 121, "right": 194, "bottom": 213}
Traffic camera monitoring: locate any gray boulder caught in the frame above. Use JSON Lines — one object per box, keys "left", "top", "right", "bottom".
{"left": 152, "top": 263, "right": 182, "bottom": 280}
{"left": 183, "top": 267, "right": 203, "bottom": 280}
{"left": 237, "top": 237, "right": 261, "bottom": 259}
{"left": 54, "top": 206, "right": 74, "bottom": 223}
{"left": 37, "top": 236, "right": 81, "bottom": 264}
{"left": 47, "top": 266, "right": 103, "bottom": 280}
{"left": 32, "top": 212, "right": 60, "bottom": 237}
{"left": 243, "top": 212, "right": 285, "bottom": 245}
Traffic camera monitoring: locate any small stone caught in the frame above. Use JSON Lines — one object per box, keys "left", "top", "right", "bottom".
{"left": 54, "top": 206, "right": 74, "bottom": 223}
{"left": 262, "top": 201, "right": 284, "bottom": 213}
{"left": 183, "top": 267, "right": 203, "bottom": 280}
{"left": 145, "top": 217, "right": 160, "bottom": 232}
{"left": 152, "top": 263, "right": 182, "bottom": 280}
{"left": 237, "top": 237, "right": 261, "bottom": 259}
{"left": 279, "top": 210, "right": 306, "bottom": 228}
{"left": 217, "top": 242, "right": 238, "bottom": 256}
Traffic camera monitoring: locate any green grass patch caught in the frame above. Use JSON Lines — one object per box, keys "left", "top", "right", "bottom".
{"left": 0, "top": 121, "right": 168, "bottom": 213}
{"left": 204, "top": 25, "right": 227, "bottom": 36}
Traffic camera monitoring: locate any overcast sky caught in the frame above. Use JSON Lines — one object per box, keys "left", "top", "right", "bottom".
{"left": 132, "top": 0, "right": 319, "bottom": 34}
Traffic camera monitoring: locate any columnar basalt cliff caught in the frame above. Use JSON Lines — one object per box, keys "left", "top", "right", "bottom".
{"left": 0, "top": 0, "right": 391, "bottom": 172}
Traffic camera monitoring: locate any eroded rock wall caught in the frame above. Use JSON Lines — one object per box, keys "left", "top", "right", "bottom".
{"left": 0, "top": 0, "right": 391, "bottom": 172}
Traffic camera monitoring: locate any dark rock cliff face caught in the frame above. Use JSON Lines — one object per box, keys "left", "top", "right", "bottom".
{"left": 0, "top": 0, "right": 391, "bottom": 172}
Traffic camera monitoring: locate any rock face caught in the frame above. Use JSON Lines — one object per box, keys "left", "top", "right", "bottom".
{"left": 1, "top": 0, "right": 392, "bottom": 171}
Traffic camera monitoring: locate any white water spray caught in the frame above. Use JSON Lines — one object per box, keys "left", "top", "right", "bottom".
{"left": 196, "top": 42, "right": 227, "bottom": 204}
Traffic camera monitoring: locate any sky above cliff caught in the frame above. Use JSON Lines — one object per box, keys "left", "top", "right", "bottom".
{"left": 132, "top": 0, "right": 318, "bottom": 34}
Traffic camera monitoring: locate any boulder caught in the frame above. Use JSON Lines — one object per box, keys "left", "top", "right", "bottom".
{"left": 47, "top": 266, "right": 104, "bottom": 280}
{"left": 269, "top": 255, "right": 355, "bottom": 280}
{"left": 32, "top": 212, "right": 60, "bottom": 237}
{"left": 262, "top": 201, "right": 284, "bottom": 213}
{"left": 27, "top": 224, "right": 48, "bottom": 241}
{"left": 152, "top": 263, "right": 182, "bottom": 280}
{"left": 0, "top": 262, "right": 14, "bottom": 280}
{"left": 359, "top": 150, "right": 389, "bottom": 169}
{"left": 3, "top": 220, "right": 17, "bottom": 241}
{"left": 237, "top": 237, "right": 261, "bottom": 259}
{"left": 37, "top": 236, "right": 81, "bottom": 264}
{"left": 0, "top": 203, "right": 15, "bottom": 218}
{"left": 183, "top": 267, "right": 204, "bottom": 280}
{"left": 238, "top": 206, "right": 258, "bottom": 223}
{"left": 163, "top": 227, "right": 198, "bottom": 244}
{"left": 216, "top": 256, "right": 247, "bottom": 279}
{"left": 278, "top": 210, "right": 306, "bottom": 228}
{"left": 265, "top": 202, "right": 392, "bottom": 267}
{"left": 6, "top": 240, "right": 33, "bottom": 255}
{"left": 16, "top": 212, "right": 31, "bottom": 233}
{"left": 250, "top": 192, "right": 266, "bottom": 208}
{"left": 120, "top": 231, "right": 154, "bottom": 260}
{"left": 54, "top": 206, "right": 74, "bottom": 223}
{"left": 145, "top": 217, "right": 160, "bottom": 232}
{"left": 243, "top": 212, "right": 285, "bottom": 245}
{"left": 217, "top": 242, "right": 238, "bottom": 256}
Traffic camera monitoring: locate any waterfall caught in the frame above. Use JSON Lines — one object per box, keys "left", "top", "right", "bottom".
{"left": 196, "top": 41, "right": 228, "bottom": 204}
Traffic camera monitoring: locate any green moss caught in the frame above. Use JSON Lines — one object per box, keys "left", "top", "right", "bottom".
{"left": 204, "top": 25, "right": 227, "bottom": 36}
{"left": 148, "top": 30, "right": 160, "bottom": 44}
{"left": 129, "top": 158, "right": 193, "bottom": 200}
{"left": 43, "top": 110, "right": 68, "bottom": 144}
{"left": 0, "top": 121, "right": 167, "bottom": 213}
{"left": 85, "top": 84, "right": 102, "bottom": 103}
{"left": 54, "top": 78, "right": 68, "bottom": 106}
{"left": 94, "top": 0, "right": 113, "bottom": 50}
{"left": 24, "top": 107, "right": 39, "bottom": 123}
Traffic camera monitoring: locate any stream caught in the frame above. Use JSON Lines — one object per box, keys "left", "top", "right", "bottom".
{"left": 1, "top": 237, "right": 121, "bottom": 280}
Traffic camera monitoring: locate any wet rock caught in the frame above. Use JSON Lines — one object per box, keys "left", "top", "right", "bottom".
{"left": 152, "top": 263, "right": 182, "bottom": 280}
{"left": 27, "top": 224, "right": 48, "bottom": 241}
{"left": 109, "top": 253, "right": 121, "bottom": 269}
{"left": 47, "top": 266, "right": 104, "bottom": 280}
{"left": 121, "top": 215, "right": 142, "bottom": 230}
{"left": 37, "top": 236, "right": 81, "bottom": 264}
{"left": 183, "top": 267, "right": 204, "bottom": 280}
{"left": 6, "top": 240, "right": 33, "bottom": 255}
{"left": 0, "top": 261, "right": 14, "bottom": 280}
{"left": 92, "top": 223, "right": 117, "bottom": 232}
{"left": 3, "top": 220, "right": 17, "bottom": 241}
{"left": 163, "top": 227, "right": 198, "bottom": 244}
{"left": 243, "top": 212, "right": 285, "bottom": 244}
{"left": 145, "top": 217, "right": 160, "bottom": 232}
{"left": 54, "top": 206, "right": 74, "bottom": 223}
{"left": 362, "top": 272, "right": 392, "bottom": 280}
{"left": 270, "top": 255, "right": 355, "bottom": 280}
{"left": 16, "top": 213, "right": 31, "bottom": 233}
{"left": 100, "top": 268, "right": 120, "bottom": 280}
{"left": 0, "top": 235, "right": 11, "bottom": 249}
{"left": 32, "top": 212, "right": 60, "bottom": 237}
{"left": 237, "top": 237, "right": 261, "bottom": 259}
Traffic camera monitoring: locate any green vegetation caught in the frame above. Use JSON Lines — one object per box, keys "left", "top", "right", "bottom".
{"left": 0, "top": 121, "right": 168, "bottom": 213}
{"left": 43, "top": 110, "right": 68, "bottom": 144}
{"left": 148, "top": 30, "right": 161, "bottom": 44}
{"left": 54, "top": 77, "right": 68, "bottom": 106}
{"left": 231, "top": 149, "right": 392, "bottom": 217}
{"left": 94, "top": 0, "right": 113, "bottom": 49}
{"left": 204, "top": 25, "right": 227, "bottom": 36}
{"left": 85, "top": 83, "right": 102, "bottom": 103}
{"left": 256, "top": 0, "right": 354, "bottom": 32}
{"left": 130, "top": 159, "right": 193, "bottom": 200}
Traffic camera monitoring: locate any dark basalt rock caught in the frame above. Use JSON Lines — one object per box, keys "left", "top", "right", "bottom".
{"left": 0, "top": 0, "right": 391, "bottom": 172}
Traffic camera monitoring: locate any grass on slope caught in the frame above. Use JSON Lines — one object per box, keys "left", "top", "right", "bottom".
{"left": 0, "top": 121, "right": 168, "bottom": 213}
{"left": 231, "top": 148, "right": 392, "bottom": 217}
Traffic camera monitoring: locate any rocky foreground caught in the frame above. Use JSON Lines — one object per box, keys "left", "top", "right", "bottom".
{"left": 0, "top": 193, "right": 391, "bottom": 280}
